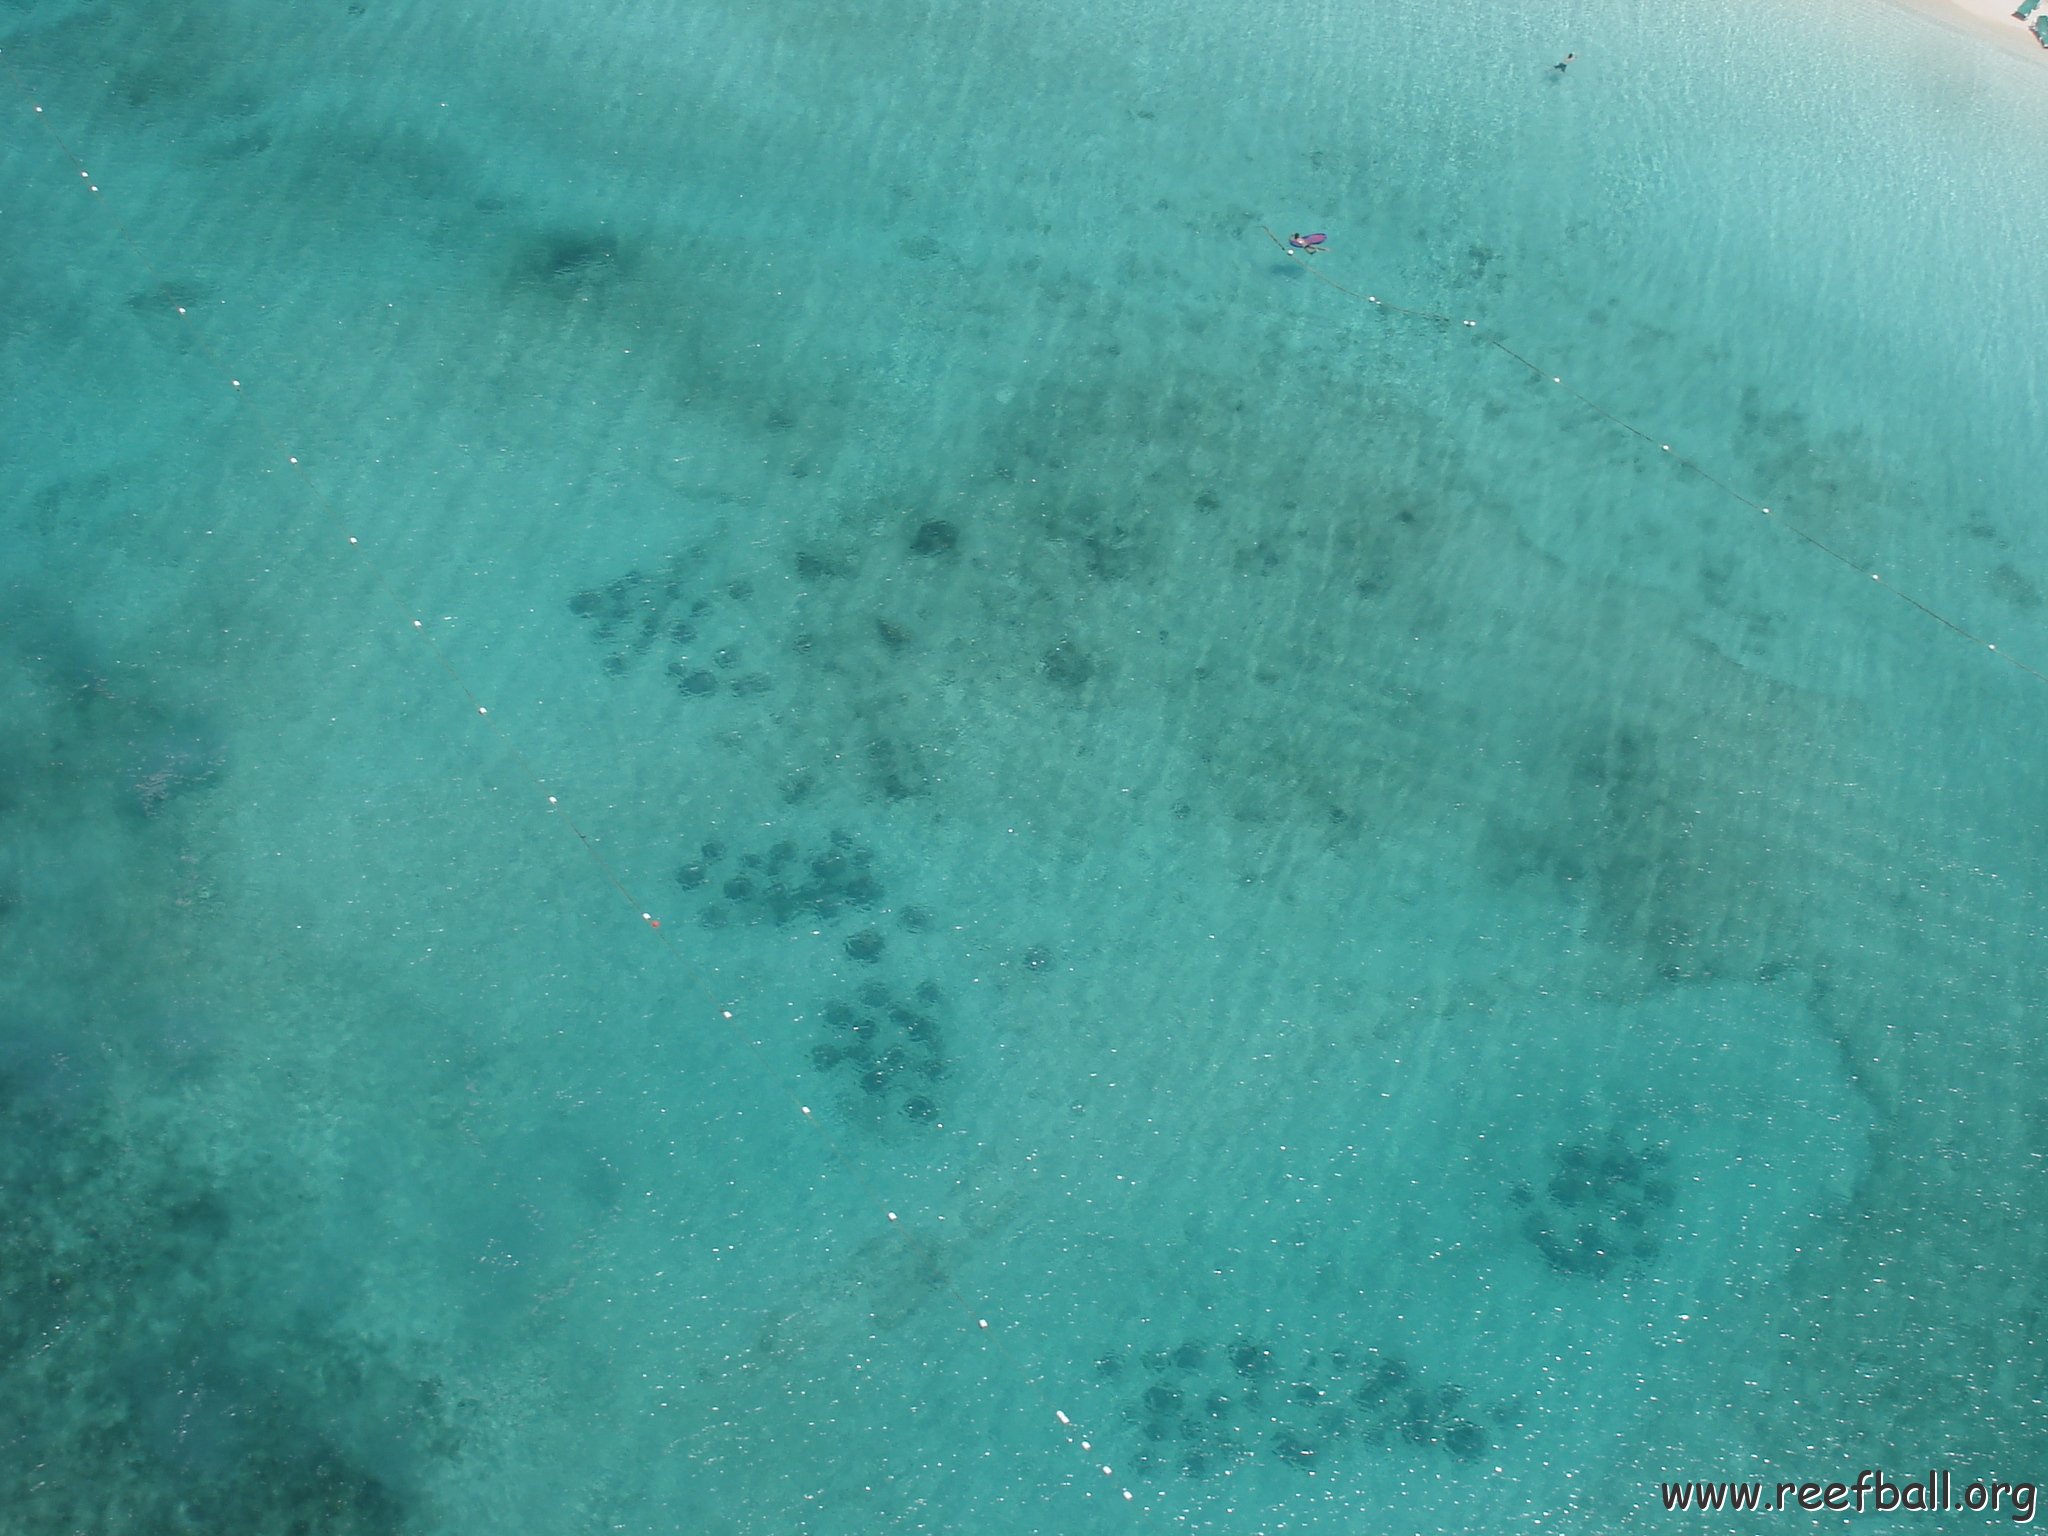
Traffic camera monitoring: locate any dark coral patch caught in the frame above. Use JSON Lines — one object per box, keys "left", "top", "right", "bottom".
{"left": 805, "top": 978, "right": 949, "bottom": 1127}
{"left": 1042, "top": 639, "right": 1094, "bottom": 689}
{"left": 1099, "top": 1336, "right": 1495, "bottom": 1482}
{"left": 909, "top": 519, "right": 959, "bottom": 557}
{"left": 1521, "top": 1129, "right": 1671, "bottom": 1278}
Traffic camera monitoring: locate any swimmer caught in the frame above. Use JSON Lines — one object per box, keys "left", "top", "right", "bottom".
{"left": 1554, "top": 52, "right": 1575, "bottom": 71}
{"left": 1288, "top": 232, "right": 1327, "bottom": 253}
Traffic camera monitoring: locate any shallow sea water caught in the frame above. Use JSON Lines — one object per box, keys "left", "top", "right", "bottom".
{"left": 3, "top": 0, "right": 2046, "bottom": 1530}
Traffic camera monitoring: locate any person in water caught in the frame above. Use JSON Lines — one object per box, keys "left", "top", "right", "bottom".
{"left": 1554, "top": 52, "right": 1575, "bottom": 71}
{"left": 1288, "top": 232, "right": 1326, "bottom": 253}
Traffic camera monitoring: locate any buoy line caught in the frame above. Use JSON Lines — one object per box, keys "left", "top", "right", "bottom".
{"left": 2, "top": 52, "right": 1141, "bottom": 1509}
{"left": 1259, "top": 226, "right": 2047, "bottom": 689}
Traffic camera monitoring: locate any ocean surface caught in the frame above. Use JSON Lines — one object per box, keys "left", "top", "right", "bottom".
{"left": 3, "top": 0, "right": 2046, "bottom": 1530}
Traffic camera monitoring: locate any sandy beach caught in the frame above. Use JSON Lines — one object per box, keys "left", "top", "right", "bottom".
{"left": 1896, "top": 0, "right": 2048, "bottom": 60}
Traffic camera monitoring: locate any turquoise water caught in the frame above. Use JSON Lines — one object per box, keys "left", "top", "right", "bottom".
{"left": 4, "top": 0, "right": 2047, "bottom": 1528}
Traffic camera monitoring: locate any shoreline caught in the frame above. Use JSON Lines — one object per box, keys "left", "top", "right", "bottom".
{"left": 1889, "top": 0, "right": 2047, "bottom": 62}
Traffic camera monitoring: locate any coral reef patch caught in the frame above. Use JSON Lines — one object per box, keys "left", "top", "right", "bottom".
{"left": 1097, "top": 1335, "right": 1510, "bottom": 1480}
{"left": 1513, "top": 1128, "right": 1673, "bottom": 1279}
{"left": 807, "top": 978, "right": 950, "bottom": 1126}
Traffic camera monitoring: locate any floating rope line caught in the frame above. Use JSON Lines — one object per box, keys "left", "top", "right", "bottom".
{"left": 1259, "top": 226, "right": 2048, "bottom": 688}
{"left": 2, "top": 54, "right": 1139, "bottom": 1510}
